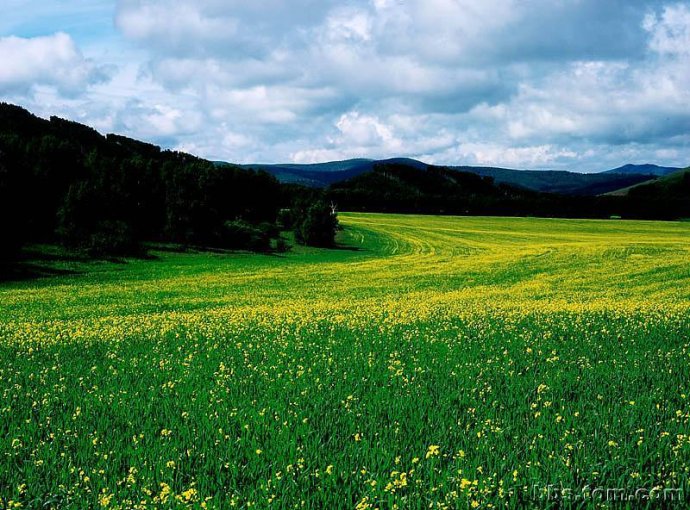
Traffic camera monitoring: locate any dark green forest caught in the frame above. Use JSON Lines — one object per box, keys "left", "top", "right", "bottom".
{"left": 326, "top": 163, "right": 690, "bottom": 219}
{"left": 1, "top": 102, "right": 688, "bottom": 273}
{"left": 0, "top": 103, "right": 338, "bottom": 268}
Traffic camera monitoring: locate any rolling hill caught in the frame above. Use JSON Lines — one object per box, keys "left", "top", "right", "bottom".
{"left": 455, "top": 166, "right": 655, "bottom": 196}
{"left": 240, "top": 158, "right": 429, "bottom": 187}
{"left": 602, "top": 163, "right": 681, "bottom": 176}
{"left": 238, "top": 159, "right": 375, "bottom": 187}
{"left": 325, "top": 162, "right": 606, "bottom": 218}
{"left": 610, "top": 167, "right": 690, "bottom": 198}
{"left": 241, "top": 158, "right": 662, "bottom": 196}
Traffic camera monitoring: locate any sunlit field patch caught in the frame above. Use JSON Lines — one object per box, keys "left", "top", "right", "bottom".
{"left": 2, "top": 213, "right": 690, "bottom": 509}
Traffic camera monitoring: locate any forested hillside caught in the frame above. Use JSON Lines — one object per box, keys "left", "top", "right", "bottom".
{"left": 244, "top": 158, "right": 661, "bottom": 194}
{"left": 0, "top": 103, "right": 334, "bottom": 265}
{"left": 2, "top": 103, "right": 688, "bottom": 274}
{"left": 326, "top": 163, "right": 690, "bottom": 220}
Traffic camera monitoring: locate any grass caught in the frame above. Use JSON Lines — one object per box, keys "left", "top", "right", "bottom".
{"left": 1, "top": 213, "right": 690, "bottom": 509}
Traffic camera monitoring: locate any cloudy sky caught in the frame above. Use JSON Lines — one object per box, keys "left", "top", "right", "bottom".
{"left": 1, "top": 0, "right": 689, "bottom": 170}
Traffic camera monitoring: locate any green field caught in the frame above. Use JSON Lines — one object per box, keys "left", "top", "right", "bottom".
{"left": 2, "top": 213, "right": 690, "bottom": 509}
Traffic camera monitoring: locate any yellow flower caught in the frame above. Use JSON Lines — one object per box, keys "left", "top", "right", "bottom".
{"left": 99, "top": 491, "right": 113, "bottom": 507}
{"left": 326, "top": 465, "right": 334, "bottom": 475}
{"left": 355, "top": 497, "right": 371, "bottom": 510}
{"left": 158, "top": 483, "right": 172, "bottom": 504}
{"left": 180, "top": 488, "right": 197, "bottom": 502}
{"left": 426, "top": 445, "right": 441, "bottom": 459}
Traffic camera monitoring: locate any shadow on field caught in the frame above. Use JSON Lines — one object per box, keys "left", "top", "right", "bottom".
{"left": 332, "top": 244, "right": 362, "bottom": 252}
{"left": 0, "top": 246, "right": 159, "bottom": 284}
{"left": 0, "top": 261, "right": 79, "bottom": 283}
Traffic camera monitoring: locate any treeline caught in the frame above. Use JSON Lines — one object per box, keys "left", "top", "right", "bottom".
{"left": 0, "top": 103, "right": 338, "bottom": 266}
{"left": 2, "top": 102, "right": 687, "bottom": 271}
{"left": 327, "top": 163, "right": 690, "bottom": 220}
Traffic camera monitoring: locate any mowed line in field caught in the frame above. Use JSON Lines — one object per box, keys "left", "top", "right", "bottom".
{"left": 342, "top": 213, "right": 690, "bottom": 250}
{"left": 2, "top": 214, "right": 690, "bottom": 329}
{"left": 339, "top": 213, "right": 690, "bottom": 304}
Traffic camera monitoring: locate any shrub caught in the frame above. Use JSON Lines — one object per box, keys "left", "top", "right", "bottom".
{"left": 222, "top": 220, "right": 272, "bottom": 252}
{"left": 57, "top": 182, "right": 141, "bottom": 257}
{"left": 294, "top": 201, "right": 340, "bottom": 248}
{"left": 274, "top": 237, "right": 290, "bottom": 253}
{"left": 0, "top": 149, "right": 25, "bottom": 263}
{"left": 277, "top": 209, "right": 294, "bottom": 229}
{"left": 85, "top": 220, "right": 140, "bottom": 257}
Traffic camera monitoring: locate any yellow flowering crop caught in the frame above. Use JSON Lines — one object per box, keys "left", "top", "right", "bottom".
{"left": 1, "top": 213, "right": 690, "bottom": 508}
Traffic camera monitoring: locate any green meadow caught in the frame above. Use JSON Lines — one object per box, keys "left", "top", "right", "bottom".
{"left": 2, "top": 213, "right": 690, "bottom": 509}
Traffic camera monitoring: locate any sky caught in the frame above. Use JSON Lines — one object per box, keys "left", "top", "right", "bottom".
{"left": 0, "top": 0, "right": 689, "bottom": 171}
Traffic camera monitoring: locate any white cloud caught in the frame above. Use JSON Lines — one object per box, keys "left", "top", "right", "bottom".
{"left": 3, "top": 1, "right": 689, "bottom": 170}
{"left": 446, "top": 143, "right": 579, "bottom": 168}
{"left": 115, "top": 2, "right": 241, "bottom": 56}
{"left": 291, "top": 111, "right": 458, "bottom": 164}
{"left": 325, "top": 8, "right": 373, "bottom": 42}
{"left": 0, "top": 33, "right": 108, "bottom": 95}
{"left": 291, "top": 112, "right": 402, "bottom": 163}
{"left": 336, "top": 112, "right": 397, "bottom": 147}
{"left": 644, "top": 3, "right": 690, "bottom": 55}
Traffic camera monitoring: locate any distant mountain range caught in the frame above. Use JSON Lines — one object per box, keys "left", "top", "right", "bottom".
{"left": 239, "top": 159, "right": 683, "bottom": 196}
